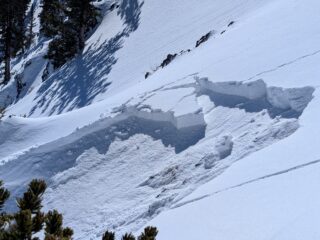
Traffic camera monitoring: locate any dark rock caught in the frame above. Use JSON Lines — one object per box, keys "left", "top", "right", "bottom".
{"left": 16, "top": 78, "right": 26, "bottom": 98}
{"left": 228, "top": 21, "right": 235, "bottom": 27}
{"left": 195, "top": 31, "right": 212, "bottom": 48}
{"left": 42, "top": 63, "right": 51, "bottom": 82}
{"left": 160, "top": 53, "right": 177, "bottom": 68}
{"left": 109, "top": 3, "right": 116, "bottom": 11}
{"left": 145, "top": 72, "right": 151, "bottom": 79}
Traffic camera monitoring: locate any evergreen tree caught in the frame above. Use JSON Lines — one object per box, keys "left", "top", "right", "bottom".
{"left": 122, "top": 233, "right": 136, "bottom": 240}
{"left": 0, "top": 180, "right": 10, "bottom": 240}
{"left": 39, "top": 0, "right": 65, "bottom": 38}
{"left": 1, "top": 179, "right": 159, "bottom": 240}
{"left": 14, "top": 209, "right": 33, "bottom": 239}
{"left": 0, "top": 0, "right": 31, "bottom": 84}
{"left": 45, "top": 210, "right": 73, "bottom": 240}
{"left": 66, "top": 0, "right": 98, "bottom": 51}
{"left": 102, "top": 231, "right": 115, "bottom": 240}
{"left": 0, "top": 0, "right": 16, "bottom": 84}
{"left": 32, "top": 211, "right": 45, "bottom": 234}
{"left": 25, "top": 3, "right": 36, "bottom": 49}
{"left": 62, "top": 227, "right": 74, "bottom": 239}
{"left": 45, "top": 0, "right": 99, "bottom": 69}
{"left": 0, "top": 180, "right": 10, "bottom": 211}
{"left": 45, "top": 210, "right": 63, "bottom": 237}
{"left": 12, "top": 0, "right": 31, "bottom": 54}
{"left": 45, "top": 23, "right": 78, "bottom": 69}
{"left": 17, "top": 179, "right": 47, "bottom": 213}
{"left": 0, "top": 179, "right": 73, "bottom": 240}
{"left": 138, "top": 226, "right": 158, "bottom": 240}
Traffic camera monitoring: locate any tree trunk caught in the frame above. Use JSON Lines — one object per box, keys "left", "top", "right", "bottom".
{"left": 3, "top": 13, "right": 12, "bottom": 85}
{"left": 79, "top": 9, "right": 87, "bottom": 51}
{"left": 79, "top": 24, "right": 85, "bottom": 51}
{"left": 26, "top": 5, "right": 35, "bottom": 49}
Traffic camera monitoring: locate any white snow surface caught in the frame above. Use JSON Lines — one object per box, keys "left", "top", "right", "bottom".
{"left": 0, "top": 0, "right": 320, "bottom": 239}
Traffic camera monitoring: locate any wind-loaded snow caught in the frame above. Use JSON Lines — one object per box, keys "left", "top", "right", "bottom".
{"left": 0, "top": 77, "right": 314, "bottom": 239}
{"left": 0, "top": 0, "right": 320, "bottom": 239}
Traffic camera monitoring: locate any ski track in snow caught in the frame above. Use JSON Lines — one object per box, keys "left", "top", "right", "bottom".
{"left": 244, "top": 49, "right": 320, "bottom": 82}
{"left": 173, "top": 158, "right": 320, "bottom": 209}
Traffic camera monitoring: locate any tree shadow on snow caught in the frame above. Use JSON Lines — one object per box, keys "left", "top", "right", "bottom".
{"left": 29, "top": 0, "right": 144, "bottom": 116}
{"left": 118, "top": 0, "right": 144, "bottom": 32}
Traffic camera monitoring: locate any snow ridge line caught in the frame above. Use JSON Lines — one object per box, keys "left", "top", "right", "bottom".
{"left": 173, "top": 158, "right": 320, "bottom": 209}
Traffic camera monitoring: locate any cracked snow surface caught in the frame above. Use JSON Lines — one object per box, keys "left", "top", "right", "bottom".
{"left": 0, "top": 76, "right": 313, "bottom": 239}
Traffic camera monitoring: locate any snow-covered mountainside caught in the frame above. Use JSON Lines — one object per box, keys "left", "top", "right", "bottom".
{"left": 1, "top": 0, "right": 320, "bottom": 239}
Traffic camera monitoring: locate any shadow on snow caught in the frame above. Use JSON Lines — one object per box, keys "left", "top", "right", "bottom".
{"left": 29, "top": 0, "right": 144, "bottom": 116}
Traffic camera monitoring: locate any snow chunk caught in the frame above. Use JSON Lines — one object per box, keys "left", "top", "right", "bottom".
{"left": 197, "top": 78, "right": 314, "bottom": 118}
{"left": 267, "top": 86, "right": 314, "bottom": 113}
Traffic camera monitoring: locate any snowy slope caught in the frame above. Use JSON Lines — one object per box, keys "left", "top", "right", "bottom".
{"left": 0, "top": 0, "right": 320, "bottom": 239}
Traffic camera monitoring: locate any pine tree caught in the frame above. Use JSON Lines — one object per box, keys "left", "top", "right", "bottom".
{"left": 12, "top": 0, "right": 31, "bottom": 54}
{"left": 102, "top": 230, "right": 115, "bottom": 240}
{"left": 0, "top": 0, "right": 15, "bottom": 84}
{"left": 1, "top": 179, "right": 159, "bottom": 240}
{"left": 0, "top": 180, "right": 10, "bottom": 211}
{"left": 45, "top": 210, "right": 73, "bottom": 240}
{"left": 25, "top": 3, "right": 36, "bottom": 49}
{"left": 0, "top": 179, "right": 74, "bottom": 240}
{"left": 32, "top": 211, "right": 46, "bottom": 234}
{"left": 0, "top": 0, "right": 31, "bottom": 84}
{"left": 0, "top": 180, "right": 10, "bottom": 240}
{"left": 17, "top": 179, "right": 47, "bottom": 213}
{"left": 66, "top": 0, "right": 98, "bottom": 51}
{"left": 14, "top": 209, "right": 33, "bottom": 239}
{"left": 62, "top": 227, "right": 74, "bottom": 239}
{"left": 39, "top": 0, "right": 65, "bottom": 38}
{"left": 46, "top": 23, "right": 78, "bottom": 69}
{"left": 122, "top": 233, "right": 136, "bottom": 240}
{"left": 138, "top": 226, "right": 158, "bottom": 240}
{"left": 45, "top": 210, "right": 63, "bottom": 237}
{"left": 45, "top": 0, "right": 99, "bottom": 68}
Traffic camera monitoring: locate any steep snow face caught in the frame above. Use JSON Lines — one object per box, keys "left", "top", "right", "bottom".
{"left": 41, "top": 79, "right": 311, "bottom": 239}
{"left": 0, "top": 0, "right": 319, "bottom": 239}
{"left": 142, "top": 0, "right": 320, "bottom": 239}
{"left": 0, "top": 78, "right": 313, "bottom": 239}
